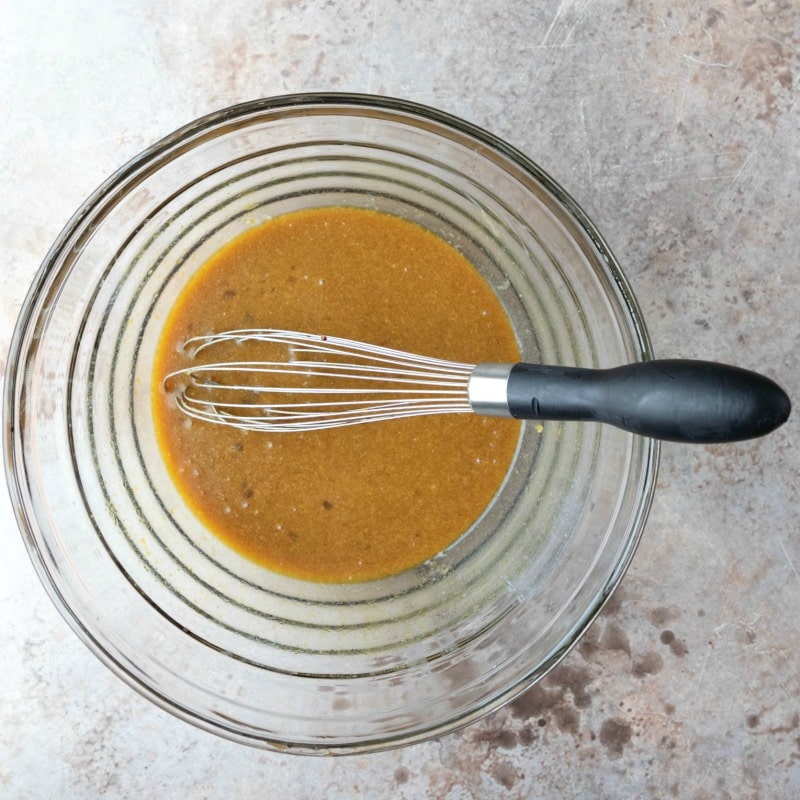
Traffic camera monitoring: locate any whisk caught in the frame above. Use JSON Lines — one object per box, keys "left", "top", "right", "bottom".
{"left": 164, "top": 329, "right": 791, "bottom": 443}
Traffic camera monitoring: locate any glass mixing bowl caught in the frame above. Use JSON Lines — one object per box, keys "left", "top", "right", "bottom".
{"left": 4, "top": 94, "right": 658, "bottom": 753}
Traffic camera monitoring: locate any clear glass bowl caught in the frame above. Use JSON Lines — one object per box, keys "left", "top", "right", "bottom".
{"left": 3, "top": 94, "right": 658, "bottom": 753}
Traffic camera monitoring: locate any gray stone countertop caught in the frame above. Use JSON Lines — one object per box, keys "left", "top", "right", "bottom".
{"left": 1, "top": 1, "right": 797, "bottom": 797}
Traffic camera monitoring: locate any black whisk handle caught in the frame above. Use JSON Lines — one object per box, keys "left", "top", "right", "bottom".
{"left": 506, "top": 359, "right": 791, "bottom": 443}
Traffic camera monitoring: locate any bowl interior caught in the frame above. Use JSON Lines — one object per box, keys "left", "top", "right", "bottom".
{"left": 5, "top": 95, "right": 657, "bottom": 753}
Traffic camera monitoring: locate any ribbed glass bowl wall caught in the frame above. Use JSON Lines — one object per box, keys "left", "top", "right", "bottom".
{"left": 4, "top": 94, "right": 658, "bottom": 753}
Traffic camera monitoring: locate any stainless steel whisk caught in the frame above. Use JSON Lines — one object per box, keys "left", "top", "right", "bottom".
{"left": 165, "top": 329, "right": 790, "bottom": 443}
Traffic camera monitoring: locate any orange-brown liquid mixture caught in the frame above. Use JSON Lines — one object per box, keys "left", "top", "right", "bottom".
{"left": 152, "top": 207, "right": 520, "bottom": 582}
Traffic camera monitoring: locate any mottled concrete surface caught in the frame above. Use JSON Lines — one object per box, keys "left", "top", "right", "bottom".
{"left": 1, "top": 1, "right": 798, "bottom": 798}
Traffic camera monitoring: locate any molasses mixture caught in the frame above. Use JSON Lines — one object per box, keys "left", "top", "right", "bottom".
{"left": 152, "top": 207, "right": 520, "bottom": 582}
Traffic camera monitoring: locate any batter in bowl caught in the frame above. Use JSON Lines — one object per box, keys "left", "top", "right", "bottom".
{"left": 153, "top": 207, "right": 521, "bottom": 582}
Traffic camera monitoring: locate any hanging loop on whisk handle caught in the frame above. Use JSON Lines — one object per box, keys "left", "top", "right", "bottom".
{"left": 505, "top": 359, "right": 791, "bottom": 443}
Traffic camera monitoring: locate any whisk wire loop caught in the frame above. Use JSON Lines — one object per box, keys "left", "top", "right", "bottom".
{"left": 166, "top": 329, "right": 476, "bottom": 431}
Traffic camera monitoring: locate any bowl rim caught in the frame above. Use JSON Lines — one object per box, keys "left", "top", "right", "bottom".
{"left": 3, "top": 92, "right": 660, "bottom": 754}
